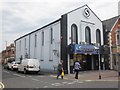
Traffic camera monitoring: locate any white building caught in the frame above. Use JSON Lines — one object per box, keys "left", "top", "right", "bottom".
{"left": 15, "top": 5, "right": 103, "bottom": 73}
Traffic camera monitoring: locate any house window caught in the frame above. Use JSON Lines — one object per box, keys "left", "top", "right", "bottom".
{"left": 42, "top": 31, "right": 44, "bottom": 46}
{"left": 96, "top": 29, "right": 101, "bottom": 45}
{"left": 71, "top": 24, "right": 78, "bottom": 44}
{"left": 85, "top": 26, "right": 91, "bottom": 44}
{"left": 117, "top": 34, "right": 120, "bottom": 45}
{"left": 35, "top": 34, "right": 37, "bottom": 47}
{"left": 19, "top": 40, "right": 21, "bottom": 52}
{"left": 51, "top": 28, "right": 53, "bottom": 44}
{"left": 117, "top": 34, "right": 119, "bottom": 39}
{"left": 25, "top": 38, "right": 26, "bottom": 48}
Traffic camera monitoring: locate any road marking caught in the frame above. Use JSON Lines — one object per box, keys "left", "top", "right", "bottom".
{"left": 43, "top": 86, "right": 48, "bottom": 88}
{"left": 62, "top": 82, "right": 68, "bottom": 84}
{"left": 3, "top": 70, "right": 10, "bottom": 73}
{"left": 32, "top": 78, "right": 39, "bottom": 81}
{"left": 27, "top": 75, "right": 32, "bottom": 77}
{"left": 50, "top": 75, "right": 56, "bottom": 77}
{"left": 0, "top": 82, "right": 5, "bottom": 89}
{"left": 51, "top": 83, "right": 60, "bottom": 85}
{"left": 67, "top": 82, "right": 75, "bottom": 84}
{"left": 13, "top": 74, "right": 25, "bottom": 78}
{"left": 85, "top": 80, "right": 92, "bottom": 82}
{"left": 35, "top": 87, "right": 39, "bottom": 89}
{"left": 73, "top": 80, "right": 79, "bottom": 82}
{"left": 51, "top": 83, "right": 61, "bottom": 86}
{"left": 37, "top": 76, "right": 45, "bottom": 77}
{"left": 77, "top": 81, "right": 83, "bottom": 83}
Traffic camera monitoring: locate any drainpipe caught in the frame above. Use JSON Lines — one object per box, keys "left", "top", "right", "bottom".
{"left": 109, "top": 32, "right": 113, "bottom": 70}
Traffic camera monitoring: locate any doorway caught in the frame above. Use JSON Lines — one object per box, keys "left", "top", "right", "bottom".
{"left": 79, "top": 55, "right": 99, "bottom": 71}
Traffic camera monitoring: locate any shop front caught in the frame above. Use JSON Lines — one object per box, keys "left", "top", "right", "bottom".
{"left": 68, "top": 44, "right": 99, "bottom": 73}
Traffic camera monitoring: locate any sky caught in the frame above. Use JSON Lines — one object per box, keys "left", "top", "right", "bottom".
{"left": 0, "top": 0, "right": 120, "bottom": 52}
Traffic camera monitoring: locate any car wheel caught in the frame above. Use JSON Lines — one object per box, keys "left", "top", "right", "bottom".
{"left": 24, "top": 69, "right": 27, "bottom": 74}
{"left": 17, "top": 69, "right": 20, "bottom": 73}
{"left": 35, "top": 71, "right": 39, "bottom": 74}
{"left": 17, "top": 70, "right": 19, "bottom": 73}
{"left": 11, "top": 67, "right": 13, "bottom": 71}
{"left": 7, "top": 67, "right": 10, "bottom": 70}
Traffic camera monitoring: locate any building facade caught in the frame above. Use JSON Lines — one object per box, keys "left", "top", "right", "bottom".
{"left": 0, "top": 53, "right": 2, "bottom": 64}
{"left": 1, "top": 43, "right": 15, "bottom": 64}
{"left": 15, "top": 5, "right": 103, "bottom": 73}
{"left": 103, "top": 16, "right": 120, "bottom": 70}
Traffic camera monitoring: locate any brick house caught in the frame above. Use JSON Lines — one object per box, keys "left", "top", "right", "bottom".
{"left": 1, "top": 43, "right": 15, "bottom": 64}
{"left": 103, "top": 15, "right": 120, "bottom": 70}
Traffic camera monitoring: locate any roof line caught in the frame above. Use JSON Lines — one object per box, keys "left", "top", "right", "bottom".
{"left": 64, "top": 4, "right": 102, "bottom": 22}
{"left": 110, "top": 17, "right": 120, "bottom": 31}
{"left": 86, "top": 5, "right": 102, "bottom": 22}
{"left": 15, "top": 18, "right": 61, "bottom": 42}
{"left": 65, "top": 4, "right": 87, "bottom": 14}
{"left": 103, "top": 15, "right": 120, "bottom": 21}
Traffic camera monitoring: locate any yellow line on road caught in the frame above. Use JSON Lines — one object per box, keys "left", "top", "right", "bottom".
{"left": 0, "top": 82, "right": 5, "bottom": 89}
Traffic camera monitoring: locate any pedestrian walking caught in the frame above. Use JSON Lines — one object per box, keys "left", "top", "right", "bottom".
{"left": 74, "top": 60, "right": 81, "bottom": 79}
{"left": 56, "top": 60, "right": 64, "bottom": 79}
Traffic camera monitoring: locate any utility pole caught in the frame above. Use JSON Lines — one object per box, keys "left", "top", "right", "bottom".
{"left": 99, "top": 44, "right": 101, "bottom": 79}
{"left": 5, "top": 41, "right": 7, "bottom": 64}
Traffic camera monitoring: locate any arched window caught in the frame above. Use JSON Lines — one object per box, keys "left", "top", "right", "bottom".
{"left": 85, "top": 26, "right": 91, "bottom": 44}
{"left": 96, "top": 29, "right": 101, "bottom": 45}
{"left": 71, "top": 24, "right": 78, "bottom": 44}
{"left": 35, "top": 34, "right": 37, "bottom": 47}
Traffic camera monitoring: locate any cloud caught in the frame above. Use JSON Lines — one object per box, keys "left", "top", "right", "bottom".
{"left": 1, "top": 0, "right": 119, "bottom": 51}
{"left": 89, "top": 1, "right": 118, "bottom": 20}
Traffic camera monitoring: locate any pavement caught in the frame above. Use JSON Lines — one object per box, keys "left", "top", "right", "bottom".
{"left": 63, "top": 70, "right": 118, "bottom": 81}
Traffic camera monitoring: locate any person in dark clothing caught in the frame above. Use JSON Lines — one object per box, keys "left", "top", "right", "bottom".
{"left": 74, "top": 60, "right": 81, "bottom": 79}
{"left": 57, "top": 60, "right": 64, "bottom": 79}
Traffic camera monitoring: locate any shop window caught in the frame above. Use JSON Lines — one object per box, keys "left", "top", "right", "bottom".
{"left": 85, "top": 26, "right": 91, "bottom": 44}
{"left": 71, "top": 24, "right": 78, "bottom": 44}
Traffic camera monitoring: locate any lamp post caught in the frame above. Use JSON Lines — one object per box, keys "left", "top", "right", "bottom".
{"left": 98, "top": 44, "right": 101, "bottom": 79}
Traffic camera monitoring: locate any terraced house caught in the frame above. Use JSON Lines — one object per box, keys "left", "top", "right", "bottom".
{"left": 103, "top": 15, "right": 120, "bottom": 70}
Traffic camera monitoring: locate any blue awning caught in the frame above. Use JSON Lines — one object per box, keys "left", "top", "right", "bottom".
{"left": 68, "top": 44, "right": 99, "bottom": 54}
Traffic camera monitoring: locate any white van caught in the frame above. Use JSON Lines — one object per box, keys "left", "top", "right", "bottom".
{"left": 17, "top": 59, "right": 40, "bottom": 74}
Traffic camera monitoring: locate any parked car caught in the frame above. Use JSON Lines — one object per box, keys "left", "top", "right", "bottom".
{"left": 17, "top": 59, "right": 40, "bottom": 74}
{"left": 8, "top": 61, "right": 20, "bottom": 70}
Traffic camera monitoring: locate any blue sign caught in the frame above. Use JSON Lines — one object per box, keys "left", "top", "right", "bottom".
{"left": 68, "top": 44, "right": 99, "bottom": 54}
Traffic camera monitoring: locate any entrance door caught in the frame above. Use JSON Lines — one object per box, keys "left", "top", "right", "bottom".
{"left": 80, "top": 55, "right": 92, "bottom": 71}
{"left": 86, "top": 55, "right": 92, "bottom": 70}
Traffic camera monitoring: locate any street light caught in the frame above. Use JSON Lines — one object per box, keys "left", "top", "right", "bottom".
{"left": 98, "top": 44, "right": 101, "bottom": 79}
